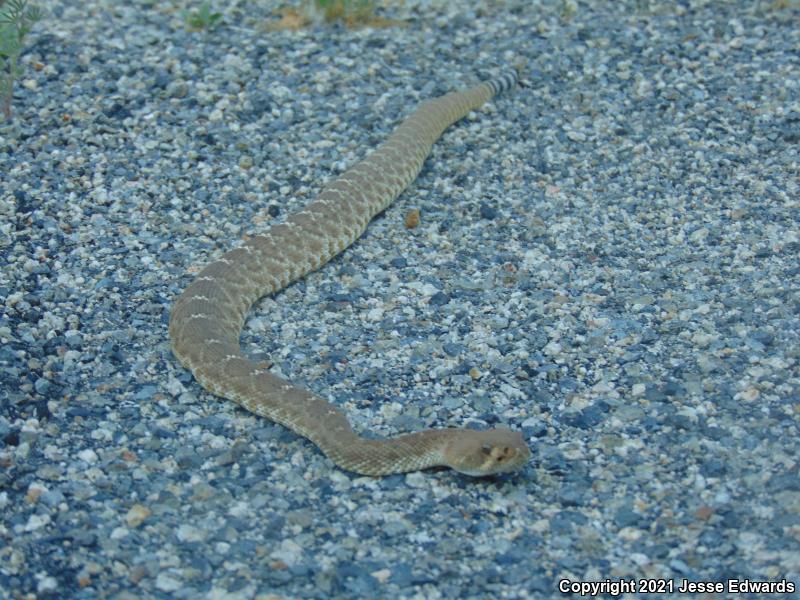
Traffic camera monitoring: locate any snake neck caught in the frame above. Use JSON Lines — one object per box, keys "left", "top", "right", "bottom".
{"left": 313, "top": 429, "right": 463, "bottom": 476}
{"left": 177, "top": 354, "right": 458, "bottom": 476}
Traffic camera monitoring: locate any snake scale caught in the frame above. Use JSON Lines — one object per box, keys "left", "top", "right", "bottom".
{"left": 169, "top": 70, "right": 532, "bottom": 476}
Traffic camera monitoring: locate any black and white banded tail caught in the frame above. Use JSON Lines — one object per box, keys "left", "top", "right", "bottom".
{"left": 484, "top": 69, "right": 520, "bottom": 97}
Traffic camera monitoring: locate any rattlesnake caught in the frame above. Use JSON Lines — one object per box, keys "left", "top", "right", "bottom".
{"left": 169, "top": 70, "right": 531, "bottom": 476}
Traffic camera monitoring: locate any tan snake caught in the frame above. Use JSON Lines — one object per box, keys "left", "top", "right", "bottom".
{"left": 169, "top": 71, "right": 531, "bottom": 476}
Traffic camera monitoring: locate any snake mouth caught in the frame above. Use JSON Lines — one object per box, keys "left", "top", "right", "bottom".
{"left": 455, "top": 456, "right": 531, "bottom": 477}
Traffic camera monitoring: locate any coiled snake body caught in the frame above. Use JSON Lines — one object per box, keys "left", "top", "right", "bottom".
{"left": 169, "top": 71, "right": 531, "bottom": 476}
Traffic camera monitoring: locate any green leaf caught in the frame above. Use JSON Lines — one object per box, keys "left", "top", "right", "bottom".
{"left": 0, "top": 23, "right": 21, "bottom": 56}
{"left": 0, "top": 0, "right": 42, "bottom": 120}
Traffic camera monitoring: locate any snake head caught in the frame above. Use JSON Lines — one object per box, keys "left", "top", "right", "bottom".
{"left": 445, "top": 428, "right": 531, "bottom": 476}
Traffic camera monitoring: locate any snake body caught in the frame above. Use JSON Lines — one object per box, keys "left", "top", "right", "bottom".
{"left": 169, "top": 71, "right": 531, "bottom": 476}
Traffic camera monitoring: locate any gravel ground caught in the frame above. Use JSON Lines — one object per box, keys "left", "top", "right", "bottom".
{"left": 1, "top": 0, "right": 799, "bottom": 598}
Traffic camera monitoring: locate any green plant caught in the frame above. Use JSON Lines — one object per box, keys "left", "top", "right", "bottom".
{"left": 182, "top": 1, "right": 222, "bottom": 31}
{"left": 0, "top": 0, "right": 42, "bottom": 120}
{"left": 313, "top": 0, "right": 376, "bottom": 24}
